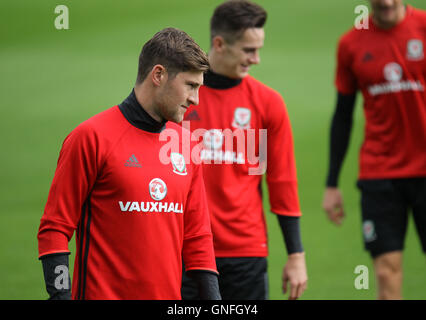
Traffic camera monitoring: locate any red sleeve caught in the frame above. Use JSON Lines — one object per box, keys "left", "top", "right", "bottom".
{"left": 335, "top": 34, "right": 358, "bottom": 95}
{"left": 265, "top": 91, "right": 301, "bottom": 217}
{"left": 37, "top": 123, "right": 100, "bottom": 258}
{"left": 182, "top": 155, "right": 218, "bottom": 274}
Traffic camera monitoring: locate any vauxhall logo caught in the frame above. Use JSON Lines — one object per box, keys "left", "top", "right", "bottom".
{"left": 149, "top": 178, "right": 167, "bottom": 200}
{"left": 368, "top": 62, "right": 424, "bottom": 96}
{"left": 118, "top": 178, "right": 183, "bottom": 214}
{"left": 118, "top": 201, "right": 183, "bottom": 214}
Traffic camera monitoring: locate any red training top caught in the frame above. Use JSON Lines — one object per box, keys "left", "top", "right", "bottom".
{"left": 183, "top": 74, "right": 301, "bottom": 257}
{"left": 335, "top": 5, "right": 426, "bottom": 180}
{"left": 38, "top": 104, "right": 217, "bottom": 300}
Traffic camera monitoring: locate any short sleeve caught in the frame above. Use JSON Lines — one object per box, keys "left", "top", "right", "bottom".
{"left": 335, "top": 35, "right": 358, "bottom": 95}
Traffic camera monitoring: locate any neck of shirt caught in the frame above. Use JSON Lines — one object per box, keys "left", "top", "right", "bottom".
{"left": 118, "top": 70, "right": 242, "bottom": 132}
{"left": 204, "top": 70, "right": 242, "bottom": 89}
{"left": 118, "top": 89, "right": 166, "bottom": 133}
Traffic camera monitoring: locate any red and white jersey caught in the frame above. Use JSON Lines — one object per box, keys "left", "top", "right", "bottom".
{"left": 38, "top": 102, "right": 217, "bottom": 300}
{"left": 183, "top": 74, "right": 301, "bottom": 257}
{"left": 336, "top": 5, "right": 426, "bottom": 179}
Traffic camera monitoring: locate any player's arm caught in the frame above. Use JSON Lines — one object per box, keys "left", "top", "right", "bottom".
{"left": 185, "top": 270, "right": 221, "bottom": 300}
{"left": 323, "top": 34, "right": 358, "bottom": 225}
{"left": 276, "top": 215, "right": 306, "bottom": 299}
{"left": 40, "top": 253, "right": 72, "bottom": 300}
{"left": 265, "top": 91, "right": 307, "bottom": 300}
{"left": 38, "top": 124, "right": 99, "bottom": 300}
{"left": 277, "top": 215, "right": 303, "bottom": 255}
{"left": 322, "top": 92, "right": 356, "bottom": 225}
{"left": 182, "top": 155, "right": 221, "bottom": 300}
{"left": 275, "top": 215, "right": 307, "bottom": 300}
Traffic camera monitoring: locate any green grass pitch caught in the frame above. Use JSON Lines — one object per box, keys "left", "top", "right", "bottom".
{"left": 0, "top": 0, "right": 425, "bottom": 299}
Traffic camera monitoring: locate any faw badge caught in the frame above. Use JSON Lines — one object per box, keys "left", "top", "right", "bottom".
{"left": 406, "top": 39, "right": 424, "bottom": 61}
{"left": 203, "top": 129, "right": 224, "bottom": 150}
{"left": 363, "top": 220, "right": 377, "bottom": 243}
{"left": 149, "top": 178, "right": 167, "bottom": 201}
{"left": 171, "top": 152, "right": 187, "bottom": 175}
{"left": 232, "top": 107, "right": 251, "bottom": 130}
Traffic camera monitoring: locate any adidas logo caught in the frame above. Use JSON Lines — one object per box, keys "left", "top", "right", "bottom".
{"left": 125, "top": 154, "right": 142, "bottom": 168}
{"left": 185, "top": 110, "right": 200, "bottom": 121}
{"left": 362, "top": 52, "right": 374, "bottom": 62}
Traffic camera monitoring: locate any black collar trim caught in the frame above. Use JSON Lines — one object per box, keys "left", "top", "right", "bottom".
{"left": 204, "top": 70, "right": 242, "bottom": 89}
{"left": 118, "top": 89, "right": 166, "bottom": 133}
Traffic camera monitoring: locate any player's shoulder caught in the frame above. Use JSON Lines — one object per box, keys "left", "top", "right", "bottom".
{"left": 243, "top": 76, "right": 289, "bottom": 125}
{"left": 244, "top": 74, "right": 273, "bottom": 92}
{"left": 410, "top": 6, "right": 426, "bottom": 25}
{"left": 166, "top": 121, "right": 193, "bottom": 140}
{"left": 166, "top": 121, "right": 185, "bottom": 133}
{"left": 70, "top": 105, "right": 126, "bottom": 141}
{"left": 243, "top": 75, "right": 283, "bottom": 102}
{"left": 338, "top": 25, "right": 367, "bottom": 48}
{"left": 76, "top": 106, "right": 120, "bottom": 130}
{"left": 337, "top": 23, "right": 377, "bottom": 59}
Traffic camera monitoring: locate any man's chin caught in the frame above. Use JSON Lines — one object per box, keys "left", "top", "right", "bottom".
{"left": 235, "top": 70, "right": 249, "bottom": 79}
{"left": 170, "top": 114, "right": 185, "bottom": 124}
{"left": 378, "top": 16, "right": 398, "bottom": 27}
{"left": 375, "top": 7, "right": 398, "bottom": 24}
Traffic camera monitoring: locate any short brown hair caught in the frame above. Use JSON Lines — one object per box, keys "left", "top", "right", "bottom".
{"left": 210, "top": 0, "right": 267, "bottom": 44}
{"left": 136, "top": 28, "right": 209, "bottom": 84}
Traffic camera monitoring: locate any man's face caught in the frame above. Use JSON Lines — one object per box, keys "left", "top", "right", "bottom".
{"left": 219, "top": 28, "right": 264, "bottom": 79}
{"left": 370, "top": 0, "right": 405, "bottom": 28}
{"left": 156, "top": 70, "right": 203, "bottom": 123}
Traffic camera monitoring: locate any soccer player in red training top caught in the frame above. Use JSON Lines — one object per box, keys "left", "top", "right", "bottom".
{"left": 37, "top": 28, "right": 221, "bottom": 300}
{"left": 322, "top": 0, "right": 426, "bottom": 299}
{"left": 181, "top": 0, "right": 308, "bottom": 300}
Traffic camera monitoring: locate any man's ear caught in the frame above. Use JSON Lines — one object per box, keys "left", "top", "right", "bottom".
{"left": 212, "top": 35, "right": 226, "bottom": 53}
{"left": 151, "top": 64, "right": 167, "bottom": 86}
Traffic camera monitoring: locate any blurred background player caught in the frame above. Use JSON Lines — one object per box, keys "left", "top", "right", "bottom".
{"left": 37, "top": 28, "right": 221, "bottom": 300}
{"left": 181, "top": 0, "right": 308, "bottom": 300}
{"left": 323, "top": 0, "right": 426, "bottom": 299}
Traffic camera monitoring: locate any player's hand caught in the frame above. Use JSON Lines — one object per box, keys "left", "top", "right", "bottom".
{"left": 322, "top": 187, "right": 345, "bottom": 226}
{"left": 282, "top": 252, "right": 308, "bottom": 300}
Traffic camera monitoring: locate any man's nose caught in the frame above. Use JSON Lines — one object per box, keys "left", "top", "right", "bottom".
{"left": 249, "top": 51, "right": 260, "bottom": 65}
{"left": 188, "top": 90, "right": 199, "bottom": 106}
